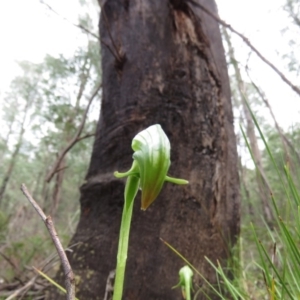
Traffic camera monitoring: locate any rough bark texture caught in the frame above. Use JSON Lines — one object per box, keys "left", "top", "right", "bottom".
{"left": 47, "top": 0, "right": 240, "bottom": 299}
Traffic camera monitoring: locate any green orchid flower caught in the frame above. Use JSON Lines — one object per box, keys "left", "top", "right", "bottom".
{"left": 112, "top": 124, "right": 188, "bottom": 300}
{"left": 114, "top": 124, "right": 188, "bottom": 210}
{"left": 173, "top": 265, "right": 194, "bottom": 300}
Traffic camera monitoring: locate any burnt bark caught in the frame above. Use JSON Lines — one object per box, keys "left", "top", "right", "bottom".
{"left": 47, "top": 1, "right": 240, "bottom": 299}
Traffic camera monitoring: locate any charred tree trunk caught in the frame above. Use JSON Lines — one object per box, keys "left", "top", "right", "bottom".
{"left": 47, "top": 1, "right": 240, "bottom": 299}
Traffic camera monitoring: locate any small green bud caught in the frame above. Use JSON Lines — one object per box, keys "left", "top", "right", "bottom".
{"left": 173, "top": 265, "right": 194, "bottom": 300}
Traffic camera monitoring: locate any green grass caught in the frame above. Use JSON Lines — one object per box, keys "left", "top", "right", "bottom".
{"left": 201, "top": 103, "right": 300, "bottom": 299}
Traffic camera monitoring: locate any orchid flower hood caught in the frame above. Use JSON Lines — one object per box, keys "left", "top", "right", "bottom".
{"left": 114, "top": 124, "right": 188, "bottom": 210}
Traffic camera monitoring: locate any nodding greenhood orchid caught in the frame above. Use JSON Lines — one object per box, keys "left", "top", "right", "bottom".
{"left": 112, "top": 124, "right": 189, "bottom": 300}
{"left": 173, "top": 265, "right": 194, "bottom": 300}
{"left": 114, "top": 124, "right": 188, "bottom": 210}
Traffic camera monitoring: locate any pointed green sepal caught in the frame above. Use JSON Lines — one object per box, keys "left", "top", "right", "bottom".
{"left": 165, "top": 176, "right": 189, "bottom": 185}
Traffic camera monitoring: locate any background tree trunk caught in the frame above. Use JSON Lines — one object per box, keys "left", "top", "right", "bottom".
{"left": 47, "top": 1, "right": 240, "bottom": 299}
{"left": 0, "top": 99, "right": 30, "bottom": 205}
{"left": 223, "top": 29, "right": 274, "bottom": 226}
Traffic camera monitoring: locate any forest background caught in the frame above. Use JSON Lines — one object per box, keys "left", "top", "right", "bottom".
{"left": 0, "top": 0, "right": 300, "bottom": 299}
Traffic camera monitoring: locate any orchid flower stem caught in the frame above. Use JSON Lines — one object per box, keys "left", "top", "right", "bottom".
{"left": 113, "top": 175, "right": 140, "bottom": 300}
{"left": 112, "top": 124, "right": 188, "bottom": 300}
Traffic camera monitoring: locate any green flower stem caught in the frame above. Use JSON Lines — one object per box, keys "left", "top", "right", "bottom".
{"left": 113, "top": 124, "right": 188, "bottom": 300}
{"left": 113, "top": 175, "right": 140, "bottom": 300}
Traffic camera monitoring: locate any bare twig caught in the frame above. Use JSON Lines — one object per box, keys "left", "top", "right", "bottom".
{"left": 75, "top": 132, "right": 96, "bottom": 142}
{"left": 101, "top": 38, "right": 122, "bottom": 62}
{"left": 0, "top": 251, "right": 19, "bottom": 273}
{"left": 103, "top": 270, "right": 115, "bottom": 300}
{"left": 0, "top": 251, "right": 25, "bottom": 286}
{"left": 0, "top": 282, "right": 19, "bottom": 292}
{"left": 187, "top": 0, "right": 300, "bottom": 97}
{"left": 52, "top": 165, "right": 69, "bottom": 176}
{"left": 46, "top": 82, "right": 101, "bottom": 183}
{"left": 98, "top": 1, "right": 123, "bottom": 63}
{"left": 76, "top": 24, "right": 100, "bottom": 41}
{"left": 48, "top": 132, "right": 94, "bottom": 178}
{"left": 5, "top": 276, "right": 38, "bottom": 300}
{"left": 246, "top": 68, "right": 300, "bottom": 165}
{"left": 20, "top": 184, "right": 75, "bottom": 300}
{"left": 40, "top": 0, "right": 100, "bottom": 40}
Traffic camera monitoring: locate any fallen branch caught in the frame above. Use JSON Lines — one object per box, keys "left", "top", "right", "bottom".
{"left": 0, "top": 282, "right": 19, "bottom": 292}
{"left": 187, "top": 0, "right": 300, "bottom": 97}
{"left": 20, "top": 184, "right": 75, "bottom": 300}
{"left": 103, "top": 270, "right": 115, "bottom": 300}
{"left": 46, "top": 82, "right": 101, "bottom": 183}
{"left": 5, "top": 276, "right": 38, "bottom": 300}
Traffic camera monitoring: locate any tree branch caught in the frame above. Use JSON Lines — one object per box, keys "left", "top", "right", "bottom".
{"left": 187, "top": 0, "right": 300, "bottom": 97}
{"left": 101, "top": 38, "right": 122, "bottom": 63}
{"left": 20, "top": 184, "right": 75, "bottom": 300}
{"left": 76, "top": 24, "right": 100, "bottom": 41}
{"left": 46, "top": 83, "right": 101, "bottom": 183}
{"left": 98, "top": 1, "right": 124, "bottom": 63}
{"left": 75, "top": 132, "right": 96, "bottom": 142}
{"left": 0, "top": 250, "right": 19, "bottom": 273}
{"left": 40, "top": 0, "right": 100, "bottom": 40}
{"left": 246, "top": 68, "right": 300, "bottom": 165}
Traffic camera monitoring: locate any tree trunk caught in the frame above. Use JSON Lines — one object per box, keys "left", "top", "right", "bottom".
{"left": 47, "top": 1, "right": 240, "bottom": 299}
{"left": 0, "top": 112, "right": 16, "bottom": 160}
{"left": 223, "top": 29, "right": 274, "bottom": 226}
{"left": 0, "top": 99, "right": 30, "bottom": 205}
{"left": 50, "top": 157, "right": 66, "bottom": 216}
{"left": 238, "top": 156, "right": 254, "bottom": 217}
